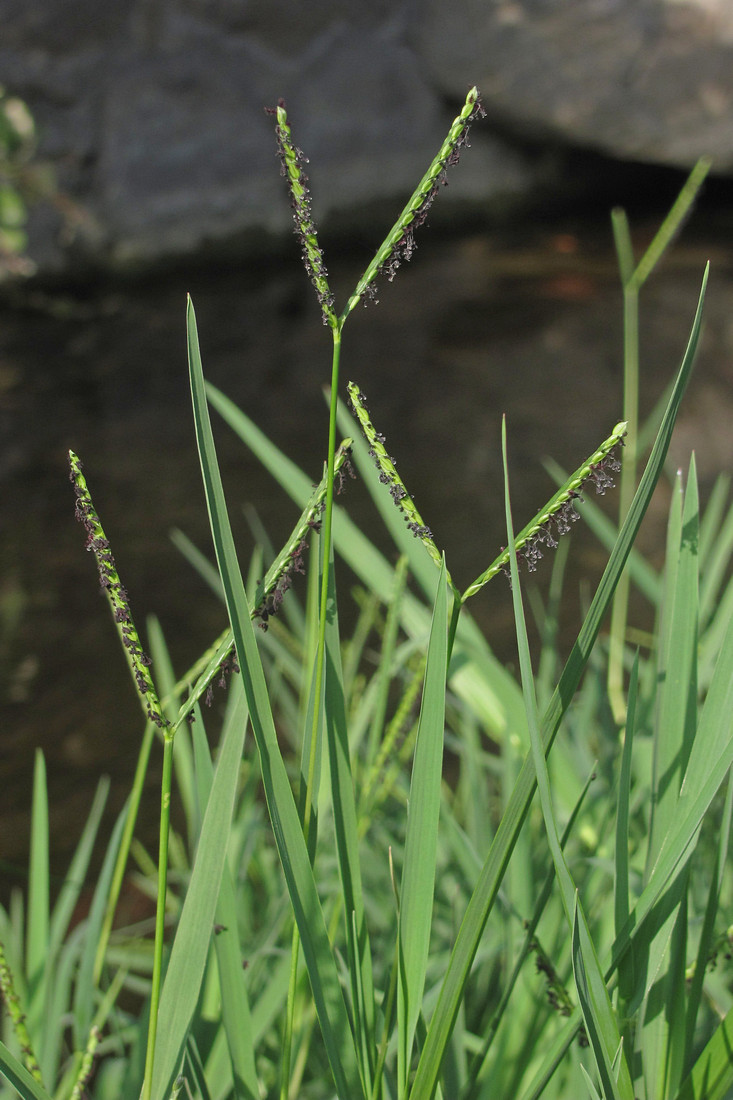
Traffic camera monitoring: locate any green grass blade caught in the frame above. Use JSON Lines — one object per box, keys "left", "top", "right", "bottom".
{"left": 615, "top": 655, "right": 638, "bottom": 1016}
{"left": 48, "top": 777, "right": 109, "bottom": 964}
{"left": 214, "top": 866, "right": 260, "bottom": 1100}
{"left": 149, "top": 684, "right": 249, "bottom": 1100}
{"left": 397, "top": 558, "right": 447, "bottom": 1096}
{"left": 186, "top": 296, "right": 363, "bottom": 1100}
{"left": 698, "top": 472, "right": 730, "bottom": 571}
{"left": 626, "top": 158, "right": 711, "bottom": 291}
{"left": 207, "top": 378, "right": 526, "bottom": 744}
{"left": 26, "top": 750, "right": 49, "bottom": 1050}
{"left": 636, "top": 458, "right": 698, "bottom": 1097}
{"left": 93, "top": 721, "right": 156, "bottom": 986}
{"left": 72, "top": 801, "right": 126, "bottom": 1051}
{"left": 611, "top": 207, "right": 635, "bottom": 286}
{"left": 323, "top": 546, "right": 376, "bottom": 1093}
{"left": 699, "top": 484, "right": 733, "bottom": 629}
{"left": 571, "top": 906, "right": 624, "bottom": 1100}
{"left": 409, "top": 265, "right": 708, "bottom": 1100}
{"left": 683, "top": 772, "right": 733, "bottom": 1074}
{"left": 675, "top": 1005, "right": 733, "bottom": 1100}
{"left": 169, "top": 527, "right": 225, "bottom": 598}
{"left": 648, "top": 459, "right": 698, "bottom": 868}
{"left": 364, "top": 555, "right": 409, "bottom": 774}
{"left": 502, "top": 419, "right": 631, "bottom": 1100}
{"left": 464, "top": 765, "right": 597, "bottom": 1100}
{"left": 0, "top": 1041, "right": 54, "bottom": 1100}
{"left": 147, "top": 616, "right": 197, "bottom": 847}
{"left": 191, "top": 679, "right": 259, "bottom": 1100}
{"left": 609, "top": 600, "right": 733, "bottom": 975}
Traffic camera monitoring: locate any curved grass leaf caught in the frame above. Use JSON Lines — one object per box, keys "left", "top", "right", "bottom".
{"left": 323, "top": 545, "right": 376, "bottom": 1094}
{"left": 409, "top": 266, "right": 708, "bottom": 1100}
{"left": 185, "top": 296, "right": 363, "bottom": 1100}
{"left": 0, "top": 1042, "right": 53, "bottom": 1100}
{"left": 149, "top": 683, "right": 249, "bottom": 1100}
{"left": 397, "top": 558, "right": 447, "bottom": 1095}
{"left": 502, "top": 419, "right": 632, "bottom": 1100}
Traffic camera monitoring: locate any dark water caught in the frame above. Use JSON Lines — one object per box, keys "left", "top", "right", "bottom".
{"left": 2, "top": 216, "right": 732, "bottom": 891}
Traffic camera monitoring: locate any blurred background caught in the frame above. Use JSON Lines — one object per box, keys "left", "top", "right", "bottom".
{"left": 2, "top": 0, "right": 733, "bottom": 890}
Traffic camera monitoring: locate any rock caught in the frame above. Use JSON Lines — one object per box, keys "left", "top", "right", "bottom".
{"left": 416, "top": 0, "right": 733, "bottom": 168}
{"left": 2, "top": 0, "right": 727, "bottom": 277}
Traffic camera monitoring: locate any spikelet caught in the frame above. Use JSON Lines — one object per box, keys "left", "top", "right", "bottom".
{"left": 463, "top": 422, "right": 627, "bottom": 599}
{"left": 266, "top": 100, "right": 337, "bottom": 329}
{"left": 69, "top": 451, "right": 168, "bottom": 730}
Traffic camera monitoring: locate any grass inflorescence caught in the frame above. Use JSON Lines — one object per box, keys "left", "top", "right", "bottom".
{"left": 68, "top": 449, "right": 168, "bottom": 730}
{"left": 2, "top": 89, "right": 729, "bottom": 1100}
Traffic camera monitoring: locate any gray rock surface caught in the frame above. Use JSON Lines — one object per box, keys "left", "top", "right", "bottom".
{"left": 417, "top": 0, "right": 733, "bottom": 168}
{"left": 2, "top": 0, "right": 728, "bottom": 275}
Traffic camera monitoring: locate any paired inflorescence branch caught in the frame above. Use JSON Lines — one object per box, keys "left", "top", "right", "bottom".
{"left": 268, "top": 86, "right": 485, "bottom": 328}
{"left": 342, "top": 86, "right": 485, "bottom": 319}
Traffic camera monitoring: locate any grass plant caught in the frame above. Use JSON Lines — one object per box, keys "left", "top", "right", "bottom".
{"left": 1, "top": 89, "right": 731, "bottom": 1100}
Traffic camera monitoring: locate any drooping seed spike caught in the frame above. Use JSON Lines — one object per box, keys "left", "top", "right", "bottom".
{"left": 68, "top": 450, "right": 169, "bottom": 731}
{"left": 462, "top": 420, "right": 628, "bottom": 599}
{"left": 267, "top": 100, "right": 337, "bottom": 329}
{"left": 341, "top": 86, "right": 485, "bottom": 321}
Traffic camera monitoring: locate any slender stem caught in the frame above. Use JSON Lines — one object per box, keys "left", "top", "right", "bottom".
{"left": 141, "top": 731, "right": 175, "bottom": 1100}
{"left": 281, "top": 326, "right": 343, "bottom": 1099}
{"left": 446, "top": 592, "right": 463, "bottom": 670}
{"left": 94, "top": 721, "right": 156, "bottom": 984}
{"left": 608, "top": 285, "right": 639, "bottom": 723}
{"left": 307, "top": 330, "right": 342, "bottom": 826}
{"left": 279, "top": 921, "right": 300, "bottom": 1100}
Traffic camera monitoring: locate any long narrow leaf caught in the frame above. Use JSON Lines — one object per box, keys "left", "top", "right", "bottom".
{"left": 207, "top": 380, "right": 527, "bottom": 749}
{"left": 191, "top": 681, "right": 259, "bottom": 1100}
{"left": 410, "top": 266, "right": 708, "bottom": 1100}
{"left": 397, "top": 558, "right": 447, "bottom": 1095}
{"left": 186, "top": 297, "right": 363, "bottom": 1100}
{"left": 0, "top": 1042, "right": 53, "bottom": 1100}
{"left": 503, "top": 419, "right": 631, "bottom": 1100}
{"left": 26, "top": 751, "right": 49, "bottom": 1068}
{"left": 323, "top": 545, "right": 376, "bottom": 1093}
{"left": 150, "top": 682, "right": 249, "bottom": 1100}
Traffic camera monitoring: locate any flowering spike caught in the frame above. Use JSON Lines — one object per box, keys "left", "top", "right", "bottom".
{"left": 266, "top": 100, "right": 337, "bottom": 328}
{"left": 341, "top": 86, "right": 485, "bottom": 321}
{"left": 169, "top": 438, "right": 354, "bottom": 728}
{"left": 0, "top": 940, "right": 43, "bottom": 1086}
{"left": 348, "top": 381, "right": 457, "bottom": 585}
{"left": 463, "top": 422, "right": 628, "bottom": 599}
{"left": 68, "top": 450, "right": 169, "bottom": 731}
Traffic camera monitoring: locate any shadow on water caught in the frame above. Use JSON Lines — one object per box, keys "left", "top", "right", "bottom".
{"left": 2, "top": 213, "right": 732, "bottom": 895}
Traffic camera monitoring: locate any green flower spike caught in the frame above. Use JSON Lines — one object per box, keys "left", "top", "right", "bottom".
{"left": 462, "top": 421, "right": 628, "bottom": 600}
{"left": 70, "top": 1026, "right": 101, "bottom": 1100}
{"left": 341, "top": 86, "right": 485, "bottom": 320}
{"left": 347, "top": 381, "right": 456, "bottom": 581}
{"left": 69, "top": 451, "right": 168, "bottom": 731}
{"left": 267, "top": 99, "right": 337, "bottom": 329}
